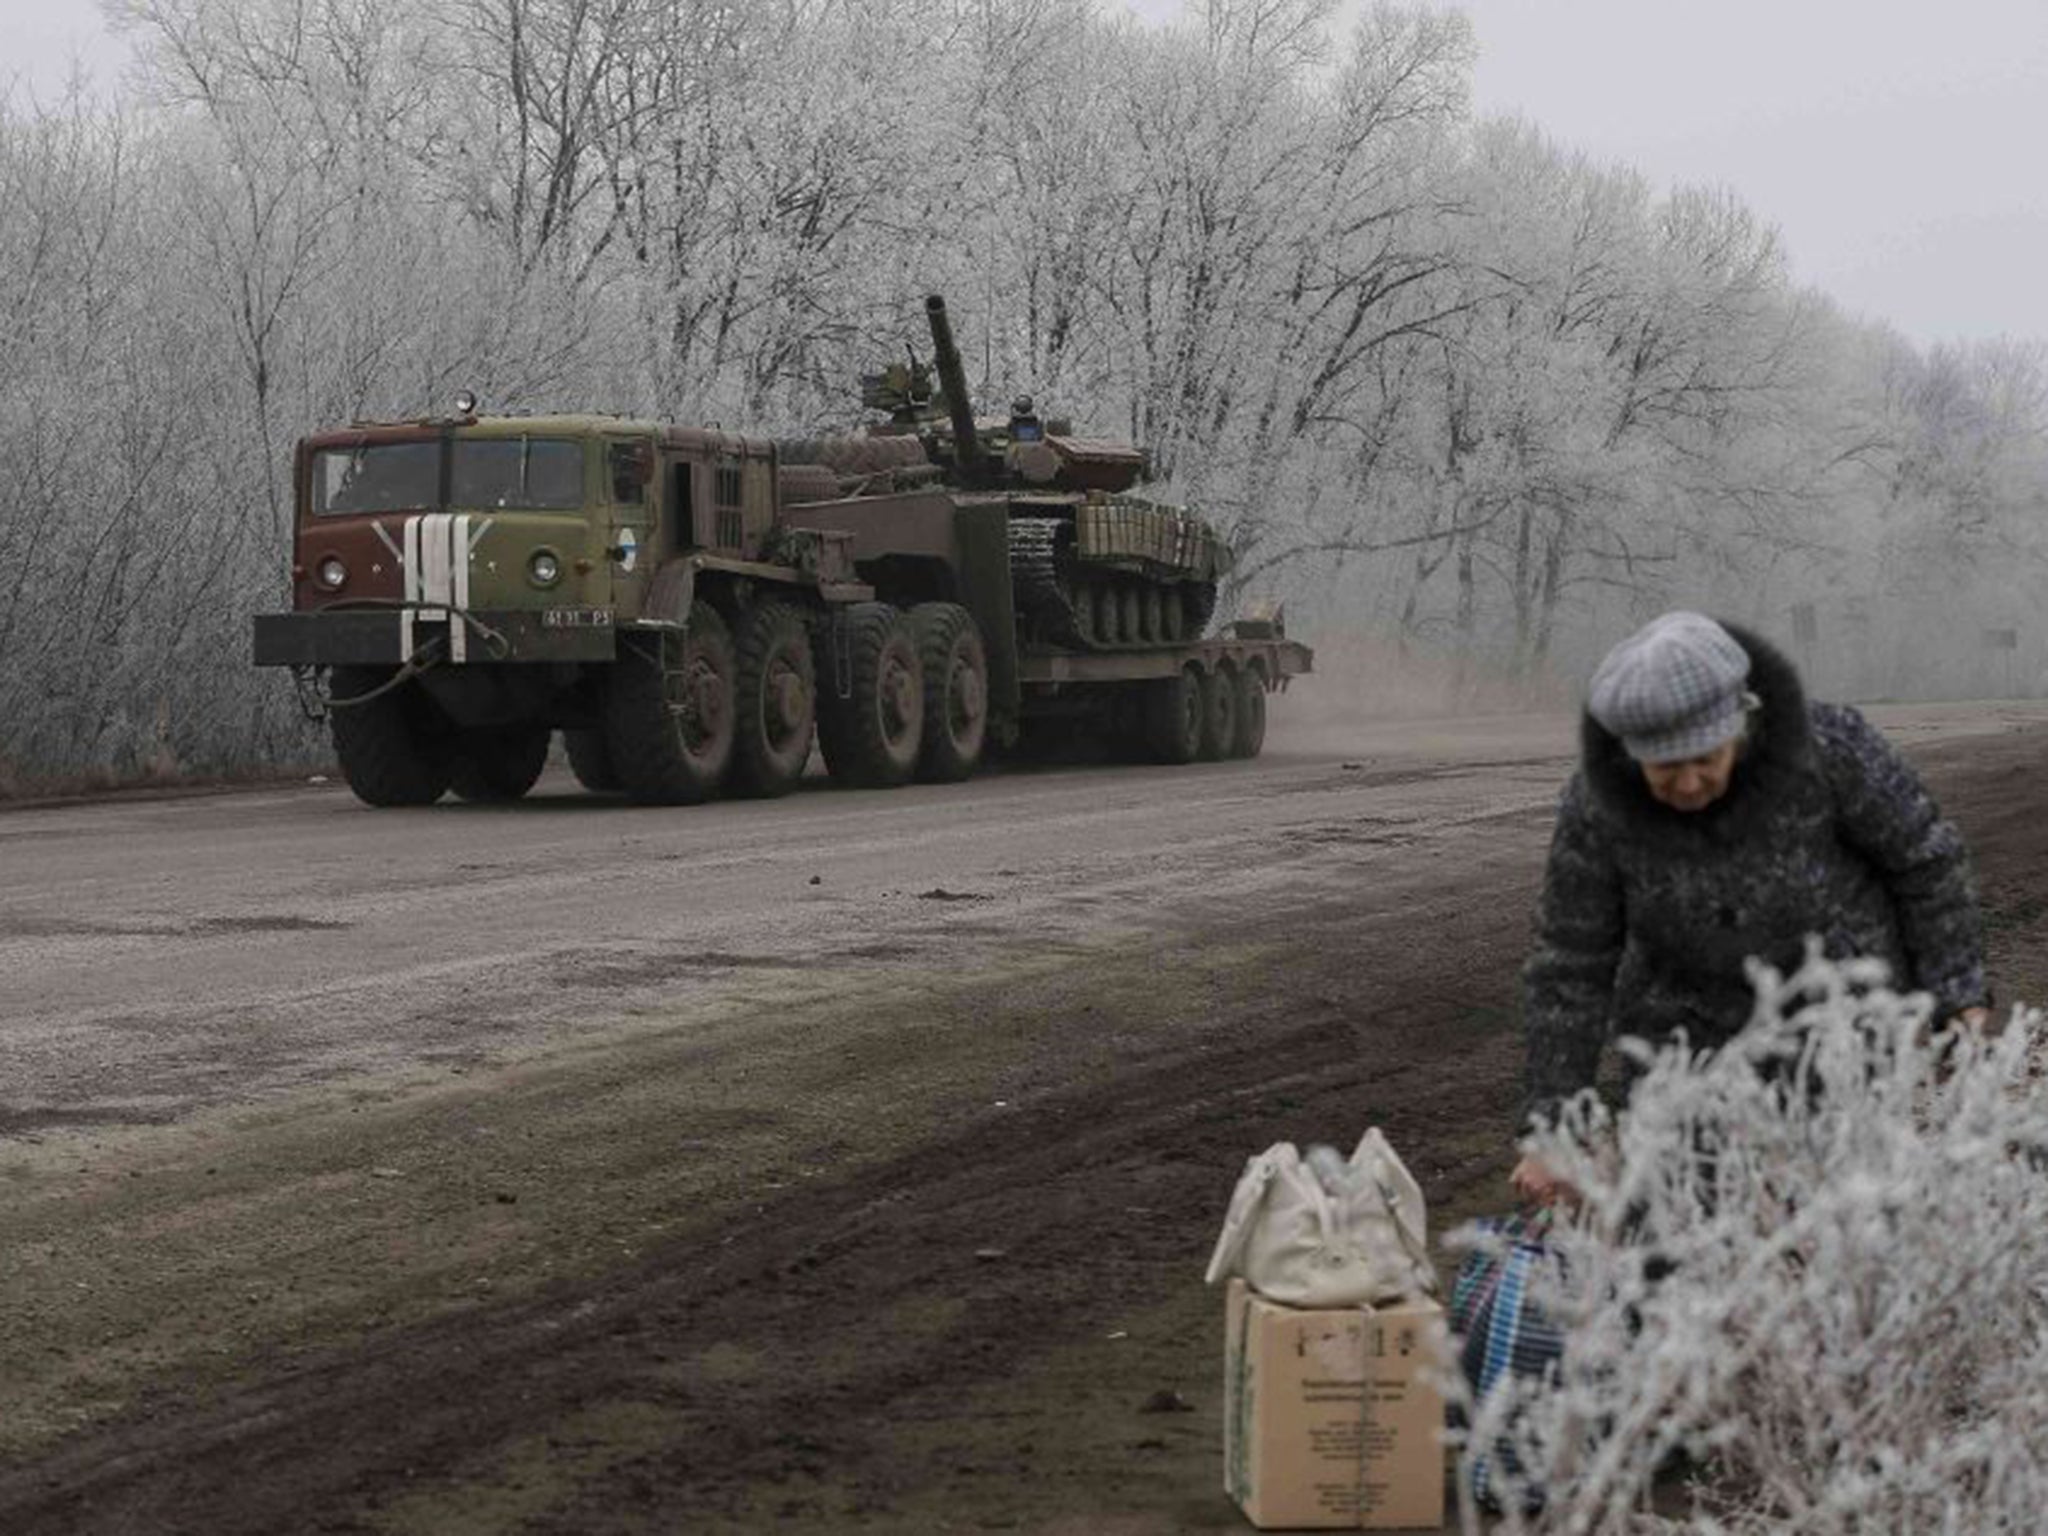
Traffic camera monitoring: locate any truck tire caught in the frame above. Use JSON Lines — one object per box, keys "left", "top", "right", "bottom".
{"left": 817, "top": 603, "right": 923, "bottom": 788}
{"left": 729, "top": 602, "right": 816, "bottom": 798}
{"left": 605, "top": 604, "right": 737, "bottom": 804}
{"left": 1232, "top": 665, "right": 1268, "bottom": 758}
{"left": 1198, "top": 663, "right": 1238, "bottom": 761}
{"left": 449, "top": 726, "right": 550, "bottom": 801}
{"left": 329, "top": 665, "right": 452, "bottom": 807}
{"left": 1142, "top": 666, "right": 1203, "bottom": 765}
{"left": 564, "top": 728, "right": 620, "bottom": 792}
{"left": 910, "top": 602, "right": 988, "bottom": 783}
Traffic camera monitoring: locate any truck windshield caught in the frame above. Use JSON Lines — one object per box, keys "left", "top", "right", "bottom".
{"left": 311, "top": 442, "right": 440, "bottom": 515}
{"left": 451, "top": 438, "right": 584, "bottom": 509}
{"left": 309, "top": 437, "right": 585, "bottom": 515}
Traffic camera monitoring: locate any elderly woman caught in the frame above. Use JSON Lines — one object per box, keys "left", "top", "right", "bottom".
{"left": 1514, "top": 611, "right": 1989, "bottom": 1204}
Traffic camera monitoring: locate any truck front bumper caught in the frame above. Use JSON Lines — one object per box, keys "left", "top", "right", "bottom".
{"left": 252, "top": 607, "right": 619, "bottom": 667}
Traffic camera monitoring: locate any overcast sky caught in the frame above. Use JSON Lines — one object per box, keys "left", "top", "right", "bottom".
{"left": 1121, "top": 0, "right": 2048, "bottom": 347}
{"left": 6, "top": 0, "right": 2043, "bottom": 347}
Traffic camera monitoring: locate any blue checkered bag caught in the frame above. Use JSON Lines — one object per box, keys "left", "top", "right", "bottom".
{"left": 1448, "top": 1211, "right": 1567, "bottom": 1509}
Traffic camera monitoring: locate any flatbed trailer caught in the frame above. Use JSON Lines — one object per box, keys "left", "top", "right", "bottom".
{"left": 1004, "top": 634, "right": 1311, "bottom": 763}
{"left": 1017, "top": 637, "right": 1312, "bottom": 685}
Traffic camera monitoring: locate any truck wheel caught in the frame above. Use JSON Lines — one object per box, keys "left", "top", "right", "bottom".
{"left": 563, "top": 728, "right": 620, "bottom": 792}
{"left": 817, "top": 603, "right": 923, "bottom": 788}
{"left": 1198, "top": 664, "right": 1238, "bottom": 761}
{"left": 1142, "top": 666, "right": 1203, "bottom": 765}
{"left": 729, "top": 602, "right": 816, "bottom": 798}
{"left": 911, "top": 602, "right": 988, "bottom": 783}
{"left": 329, "top": 666, "right": 453, "bottom": 807}
{"left": 1232, "top": 665, "right": 1268, "bottom": 758}
{"left": 605, "top": 604, "right": 737, "bottom": 804}
{"left": 449, "top": 726, "right": 550, "bottom": 801}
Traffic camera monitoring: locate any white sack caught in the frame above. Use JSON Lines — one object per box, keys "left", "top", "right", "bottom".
{"left": 1205, "top": 1128, "right": 1434, "bottom": 1307}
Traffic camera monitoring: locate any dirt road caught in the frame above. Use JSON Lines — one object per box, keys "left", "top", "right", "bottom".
{"left": 5, "top": 699, "right": 2047, "bottom": 1534}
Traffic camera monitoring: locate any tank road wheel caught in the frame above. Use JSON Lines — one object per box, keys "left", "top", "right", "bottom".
{"left": 449, "top": 726, "right": 550, "bottom": 802}
{"left": 817, "top": 603, "right": 924, "bottom": 789}
{"left": 1071, "top": 583, "right": 1096, "bottom": 645}
{"left": 1142, "top": 666, "right": 1204, "bottom": 765}
{"left": 604, "top": 604, "right": 737, "bottom": 805}
{"left": 1198, "top": 663, "right": 1238, "bottom": 762}
{"left": 1160, "top": 587, "right": 1185, "bottom": 644}
{"left": 1231, "top": 665, "right": 1268, "bottom": 758}
{"left": 563, "top": 728, "right": 621, "bottom": 793}
{"left": 328, "top": 665, "right": 452, "bottom": 807}
{"left": 730, "top": 602, "right": 817, "bottom": 799}
{"left": 911, "top": 601, "right": 989, "bottom": 783}
{"left": 1094, "top": 584, "right": 1120, "bottom": 644}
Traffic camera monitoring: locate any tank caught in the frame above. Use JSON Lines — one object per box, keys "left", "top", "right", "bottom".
{"left": 783, "top": 294, "right": 1230, "bottom": 650}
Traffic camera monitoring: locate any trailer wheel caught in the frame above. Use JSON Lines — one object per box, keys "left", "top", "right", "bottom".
{"left": 1232, "top": 665, "right": 1268, "bottom": 758}
{"left": 329, "top": 665, "right": 453, "bottom": 807}
{"left": 563, "top": 728, "right": 620, "bottom": 792}
{"left": 1142, "top": 666, "right": 1204, "bottom": 765}
{"left": 605, "top": 604, "right": 736, "bottom": 804}
{"left": 911, "top": 602, "right": 988, "bottom": 783}
{"left": 817, "top": 603, "right": 923, "bottom": 788}
{"left": 729, "top": 602, "right": 816, "bottom": 798}
{"left": 1198, "top": 663, "right": 1238, "bottom": 761}
{"left": 449, "top": 726, "right": 550, "bottom": 801}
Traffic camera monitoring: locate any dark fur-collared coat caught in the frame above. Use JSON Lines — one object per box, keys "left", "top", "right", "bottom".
{"left": 1522, "top": 624, "right": 1988, "bottom": 1130}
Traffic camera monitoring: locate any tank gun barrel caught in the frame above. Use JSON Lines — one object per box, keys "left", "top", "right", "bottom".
{"left": 924, "top": 295, "right": 987, "bottom": 483}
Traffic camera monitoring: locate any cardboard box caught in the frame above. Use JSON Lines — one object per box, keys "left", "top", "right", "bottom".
{"left": 1223, "top": 1279, "right": 1446, "bottom": 1530}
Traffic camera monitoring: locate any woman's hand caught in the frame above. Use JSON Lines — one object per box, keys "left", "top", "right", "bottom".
{"left": 1510, "top": 1153, "right": 1580, "bottom": 1209}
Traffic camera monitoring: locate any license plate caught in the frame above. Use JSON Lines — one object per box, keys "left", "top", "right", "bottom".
{"left": 541, "top": 607, "right": 613, "bottom": 629}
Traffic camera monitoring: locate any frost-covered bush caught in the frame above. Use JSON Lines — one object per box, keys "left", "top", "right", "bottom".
{"left": 1449, "top": 949, "right": 2048, "bottom": 1534}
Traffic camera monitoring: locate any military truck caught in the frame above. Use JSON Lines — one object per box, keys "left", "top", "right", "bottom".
{"left": 252, "top": 296, "right": 1312, "bottom": 806}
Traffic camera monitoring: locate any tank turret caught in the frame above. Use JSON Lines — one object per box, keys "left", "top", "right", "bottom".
{"left": 788, "top": 293, "right": 1233, "bottom": 649}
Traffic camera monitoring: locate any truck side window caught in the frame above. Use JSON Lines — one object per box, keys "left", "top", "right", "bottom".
{"left": 714, "top": 464, "right": 743, "bottom": 548}
{"left": 609, "top": 442, "right": 647, "bottom": 505}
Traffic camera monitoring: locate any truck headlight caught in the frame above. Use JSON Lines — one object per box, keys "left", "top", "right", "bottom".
{"left": 316, "top": 556, "right": 348, "bottom": 590}
{"left": 528, "top": 549, "right": 562, "bottom": 587}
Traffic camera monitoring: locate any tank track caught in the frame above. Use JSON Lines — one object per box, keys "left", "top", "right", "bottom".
{"left": 1008, "top": 514, "right": 1217, "bottom": 649}
{"left": 1008, "top": 516, "right": 1087, "bottom": 647}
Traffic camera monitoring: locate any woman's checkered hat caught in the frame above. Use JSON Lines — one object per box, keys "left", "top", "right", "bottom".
{"left": 1588, "top": 612, "right": 1752, "bottom": 763}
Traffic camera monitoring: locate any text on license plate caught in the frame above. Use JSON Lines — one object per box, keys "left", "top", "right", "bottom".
{"left": 542, "top": 608, "right": 613, "bottom": 628}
